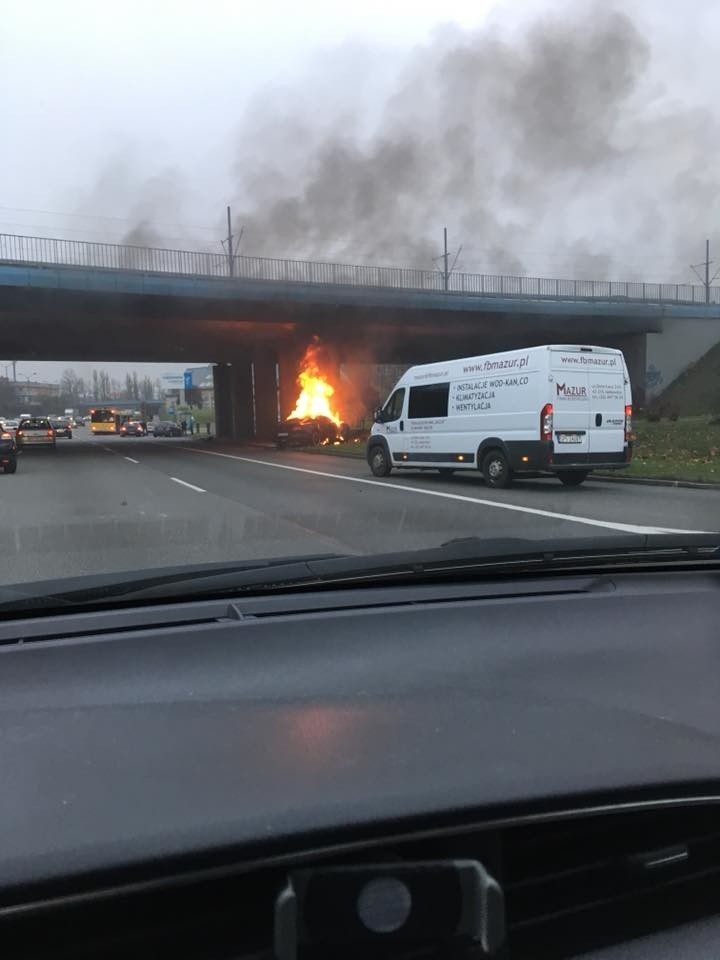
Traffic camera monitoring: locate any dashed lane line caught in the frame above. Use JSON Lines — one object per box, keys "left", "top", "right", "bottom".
{"left": 170, "top": 477, "right": 206, "bottom": 493}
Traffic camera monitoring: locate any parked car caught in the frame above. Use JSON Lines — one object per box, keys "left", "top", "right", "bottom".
{"left": 0, "top": 429, "right": 17, "bottom": 474}
{"left": 152, "top": 421, "right": 183, "bottom": 437}
{"left": 50, "top": 419, "right": 73, "bottom": 440}
{"left": 120, "top": 420, "right": 148, "bottom": 437}
{"left": 274, "top": 416, "right": 348, "bottom": 448}
{"left": 0, "top": 419, "right": 19, "bottom": 437}
{"left": 16, "top": 418, "right": 56, "bottom": 449}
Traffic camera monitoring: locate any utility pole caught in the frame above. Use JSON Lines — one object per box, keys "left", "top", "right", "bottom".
{"left": 226, "top": 206, "right": 234, "bottom": 278}
{"left": 433, "top": 228, "right": 463, "bottom": 292}
{"left": 222, "top": 206, "right": 244, "bottom": 278}
{"left": 690, "top": 238, "right": 720, "bottom": 304}
{"left": 443, "top": 227, "right": 449, "bottom": 291}
{"left": 707, "top": 237, "right": 710, "bottom": 302}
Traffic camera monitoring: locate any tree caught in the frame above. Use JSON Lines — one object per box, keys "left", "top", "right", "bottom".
{"left": 60, "top": 368, "right": 79, "bottom": 398}
{"left": 140, "top": 376, "right": 155, "bottom": 401}
{"left": 131, "top": 371, "right": 139, "bottom": 400}
{"left": 93, "top": 369, "right": 113, "bottom": 401}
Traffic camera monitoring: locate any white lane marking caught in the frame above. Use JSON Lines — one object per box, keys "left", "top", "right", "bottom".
{"left": 124, "top": 456, "right": 139, "bottom": 464}
{"left": 183, "top": 448, "right": 712, "bottom": 536}
{"left": 170, "top": 477, "right": 206, "bottom": 493}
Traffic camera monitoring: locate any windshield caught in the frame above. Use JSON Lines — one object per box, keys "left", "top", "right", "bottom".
{"left": 1, "top": 0, "right": 718, "bottom": 598}
{"left": 19, "top": 419, "right": 50, "bottom": 430}
{"left": 90, "top": 409, "right": 117, "bottom": 423}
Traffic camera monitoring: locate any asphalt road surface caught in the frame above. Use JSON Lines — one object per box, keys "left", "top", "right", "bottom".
{"left": 0, "top": 428, "right": 717, "bottom": 585}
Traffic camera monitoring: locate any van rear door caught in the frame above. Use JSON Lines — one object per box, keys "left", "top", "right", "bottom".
{"left": 549, "top": 352, "right": 590, "bottom": 456}
{"left": 587, "top": 359, "right": 628, "bottom": 458}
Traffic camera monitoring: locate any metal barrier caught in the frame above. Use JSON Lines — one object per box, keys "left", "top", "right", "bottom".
{"left": 0, "top": 232, "right": 717, "bottom": 305}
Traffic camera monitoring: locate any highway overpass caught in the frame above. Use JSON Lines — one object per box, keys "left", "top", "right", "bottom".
{"left": 2, "top": 233, "right": 719, "bottom": 437}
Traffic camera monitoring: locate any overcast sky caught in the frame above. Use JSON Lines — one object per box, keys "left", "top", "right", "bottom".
{"left": 2, "top": 0, "right": 720, "bottom": 381}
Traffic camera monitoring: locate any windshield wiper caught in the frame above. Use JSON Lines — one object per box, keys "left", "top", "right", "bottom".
{"left": 0, "top": 553, "right": 344, "bottom": 613}
{"left": 0, "top": 533, "right": 718, "bottom": 614}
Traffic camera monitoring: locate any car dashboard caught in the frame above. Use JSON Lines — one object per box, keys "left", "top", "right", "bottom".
{"left": 1, "top": 564, "right": 720, "bottom": 958}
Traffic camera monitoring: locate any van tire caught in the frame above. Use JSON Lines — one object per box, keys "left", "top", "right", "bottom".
{"left": 558, "top": 471, "right": 589, "bottom": 487}
{"left": 3, "top": 460, "right": 17, "bottom": 474}
{"left": 368, "top": 444, "right": 392, "bottom": 477}
{"left": 482, "top": 449, "right": 512, "bottom": 489}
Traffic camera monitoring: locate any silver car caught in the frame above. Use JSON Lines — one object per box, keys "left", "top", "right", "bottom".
{"left": 16, "top": 418, "right": 56, "bottom": 449}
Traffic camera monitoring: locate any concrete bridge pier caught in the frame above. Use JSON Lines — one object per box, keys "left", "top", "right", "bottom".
{"left": 252, "top": 348, "right": 281, "bottom": 440}
{"left": 212, "top": 360, "right": 254, "bottom": 440}
{"left": 214, "top": 347, "right": 298, "bottom": 441}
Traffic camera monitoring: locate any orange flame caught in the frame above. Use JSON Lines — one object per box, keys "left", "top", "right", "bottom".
{"left": 288, "top": 350, "right": 342, "bottom": 426}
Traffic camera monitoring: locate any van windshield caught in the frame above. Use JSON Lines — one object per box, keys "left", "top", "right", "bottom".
{"left": 383, "top": 389, "right": 405, "bottom": 421}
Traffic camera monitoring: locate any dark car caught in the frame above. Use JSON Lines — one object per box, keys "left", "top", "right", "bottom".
{"left": 275, "top": 416, "right": 348, "bottom": 448}
{"left": 50, "top": 419, "right": 73, "bottom": 439}
{"left": 120, "top": 420, "right": 148, "bottom": 437}
{"left": 152, "top": 421, "right": 183, "bottom": 437}
{"left": 0, "top": 428, "right": 17, "bottom": 474}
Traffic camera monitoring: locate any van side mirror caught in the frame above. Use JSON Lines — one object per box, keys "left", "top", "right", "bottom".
{"left": 373, "top": 408, "right": 386, "bottom": 424}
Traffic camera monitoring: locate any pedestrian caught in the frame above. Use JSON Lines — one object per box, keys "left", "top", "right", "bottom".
{"left": 181, "top": 419, "right": 187, "bottom": 434}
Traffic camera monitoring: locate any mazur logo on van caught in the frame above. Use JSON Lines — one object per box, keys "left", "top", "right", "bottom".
{"left": 556, "top": 382, "right": 587, "bottom": 399}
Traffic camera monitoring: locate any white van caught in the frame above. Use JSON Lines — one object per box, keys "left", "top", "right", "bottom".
{"left": 367, "top": 344, "right": 632, "bottom": 487}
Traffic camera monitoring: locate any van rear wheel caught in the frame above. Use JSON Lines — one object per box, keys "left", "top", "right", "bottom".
{"left": 482, "top": 449, "right": 512, "bottom": 489}
{"left": 369, "top": 445, "right": 392, "bottom": 477}
{"left": 558, "top": 471, "right": 589, "bottom": 487}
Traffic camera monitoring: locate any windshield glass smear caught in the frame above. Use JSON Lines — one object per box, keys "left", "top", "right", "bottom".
{"left": 0, "top": 1, "right": 719, "bottom": 600}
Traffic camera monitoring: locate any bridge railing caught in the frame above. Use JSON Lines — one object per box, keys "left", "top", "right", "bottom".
{"left": 1, "top": 232, "right": 718, "bottom": 306}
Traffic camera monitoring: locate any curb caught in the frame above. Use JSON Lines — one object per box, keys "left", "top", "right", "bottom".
{"left": 590, "top": 474, "right": 720, "bottom": 491}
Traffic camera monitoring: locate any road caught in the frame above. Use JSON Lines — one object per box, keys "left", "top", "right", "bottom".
{"left": 0, "top": 428, "right": 716, "bottom": 585}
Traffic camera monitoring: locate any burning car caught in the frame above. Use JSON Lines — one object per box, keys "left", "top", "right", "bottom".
{"left": 276, "top": 341, "right": 350, "bottom": 449}
{"left": 275, "top": 416, "right": 348, "bottom": 448}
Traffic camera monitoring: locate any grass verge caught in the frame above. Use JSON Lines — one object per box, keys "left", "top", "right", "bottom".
{"left": 598, "top": 416, "right": 720, "bottom": 484}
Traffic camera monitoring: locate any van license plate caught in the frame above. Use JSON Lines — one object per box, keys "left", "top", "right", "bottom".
{"left": 557, "top": 433, "right": 582, "bottom": 444}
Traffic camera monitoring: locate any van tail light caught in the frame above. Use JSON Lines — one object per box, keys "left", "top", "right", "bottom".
{"left": 624, "top": 404, "right": 632, "bottom": 442}
{"left": 541, "top": 403, "right": 554, "bottom": 442}
{"left": 16, "top": 430, "right": 23, "bottom": 437}
{"left": 47, "top": 430, "right": 54, "bottom": 438}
